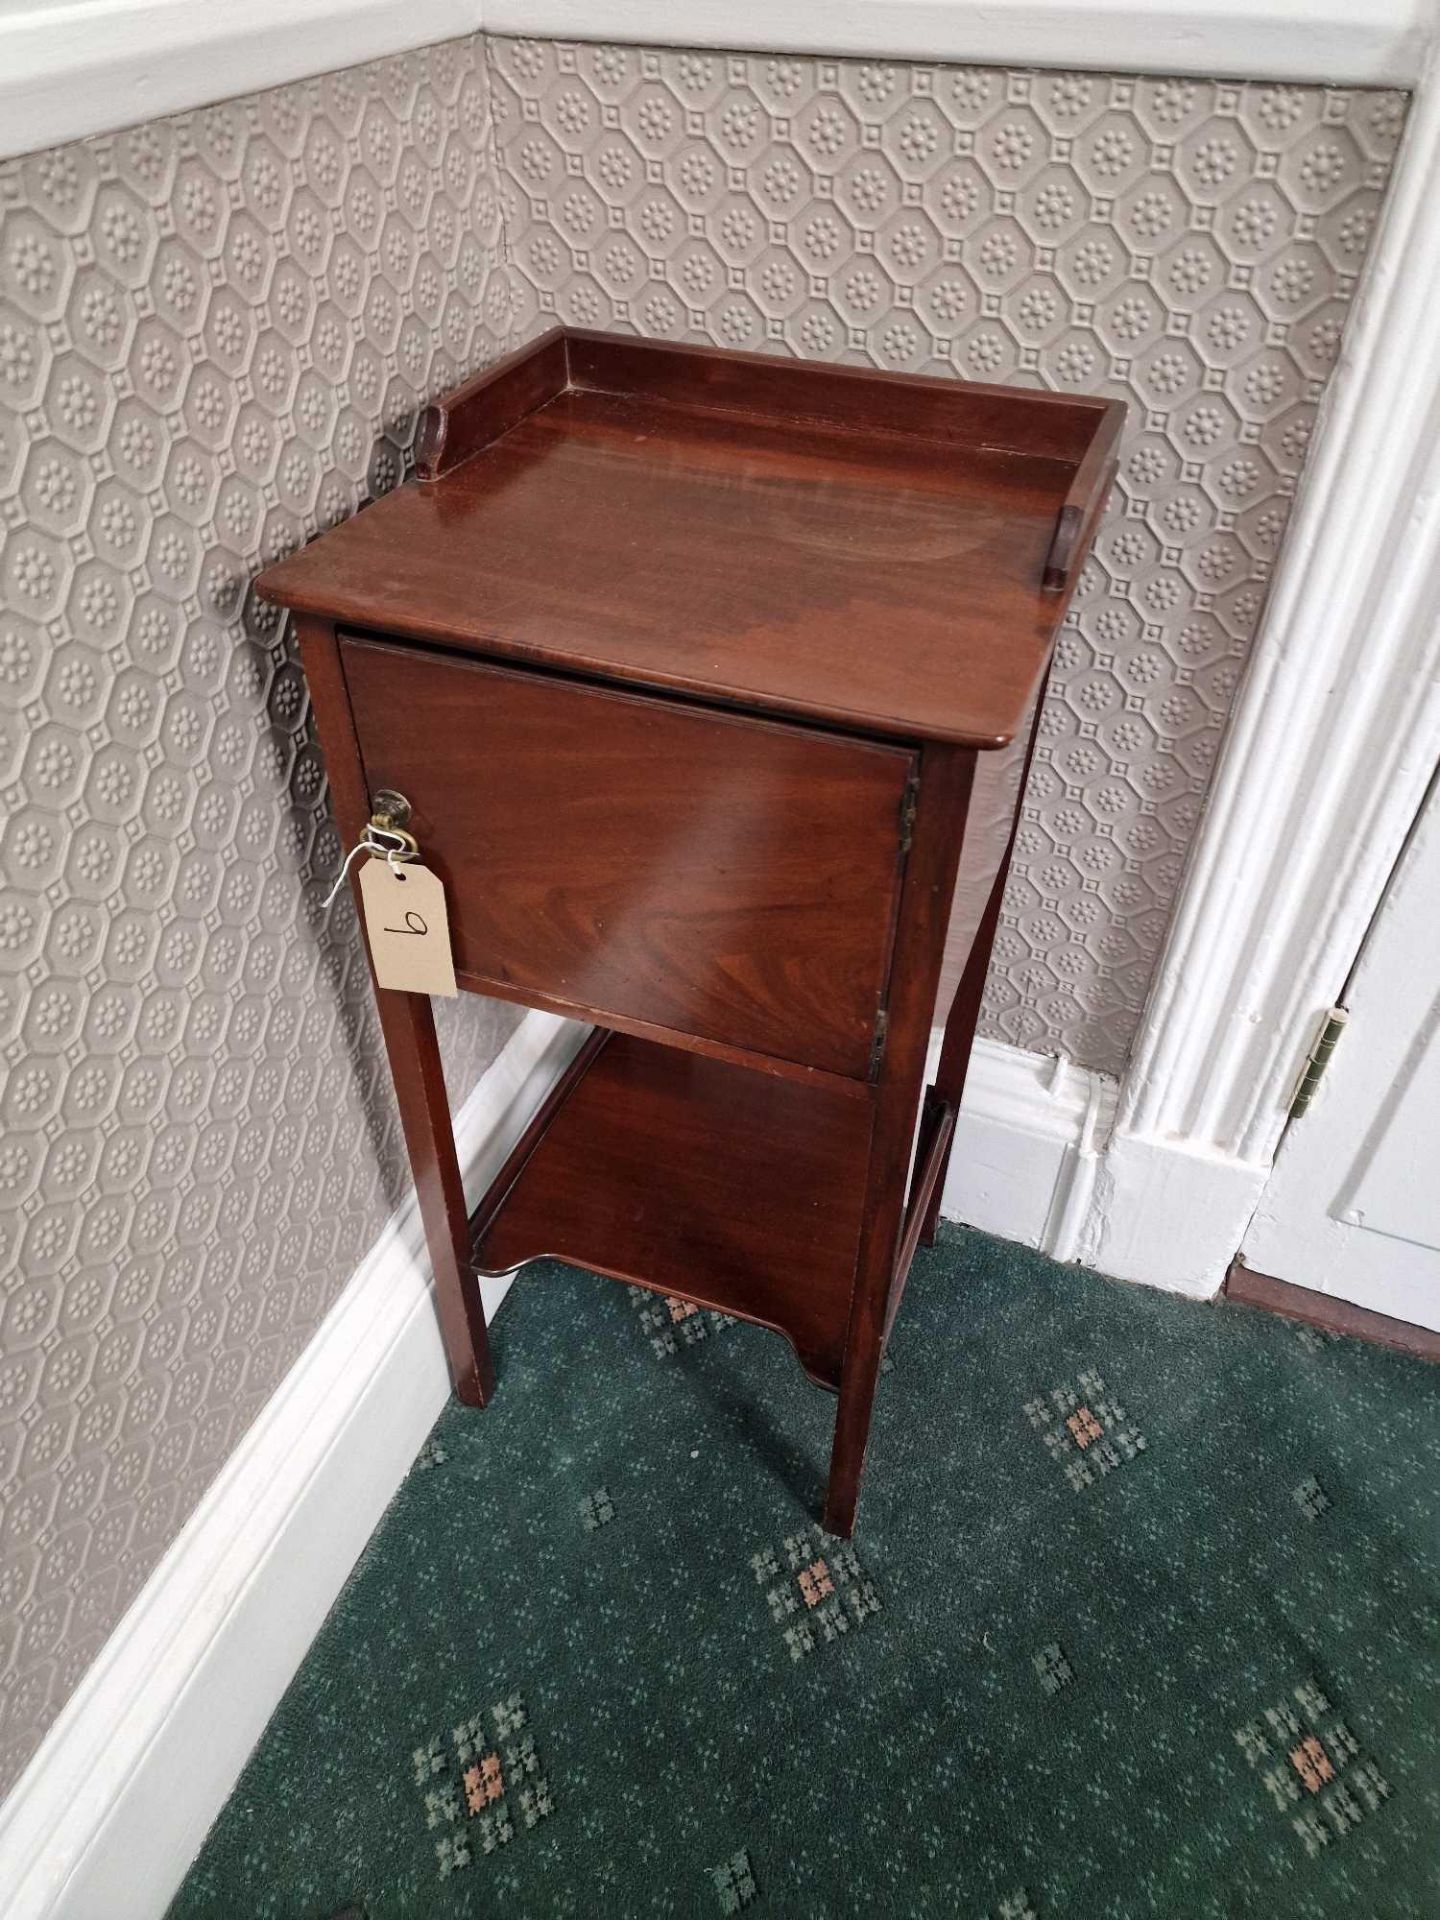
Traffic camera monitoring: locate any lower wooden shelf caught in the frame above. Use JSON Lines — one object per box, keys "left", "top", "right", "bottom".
{"left": 471, "top": 1029, "right": 876, "bottom": 1389}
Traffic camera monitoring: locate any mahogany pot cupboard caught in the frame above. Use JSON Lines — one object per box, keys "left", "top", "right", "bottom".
{"left": 258, "top": 327, "right": 1121, "bottom": 1536}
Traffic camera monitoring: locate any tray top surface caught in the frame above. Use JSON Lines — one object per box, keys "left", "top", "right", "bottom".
{"left": 261, "top": 346, "right": 1101, "bottom": 748}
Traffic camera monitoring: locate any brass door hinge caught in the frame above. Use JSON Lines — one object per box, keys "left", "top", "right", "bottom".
{"left": 869, "top": 1008, "right": 889, "bottom": 1078}
{"left": 1288, "top": 1007, "right": 1348, "bottom": 1119}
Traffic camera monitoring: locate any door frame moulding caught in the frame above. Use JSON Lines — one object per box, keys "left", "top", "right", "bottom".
{"left": 1070, "top": 35, "right": 1440, "bottom": 1295}
{"left": 0, "top": 1, "right": 1430, "bottom": 167}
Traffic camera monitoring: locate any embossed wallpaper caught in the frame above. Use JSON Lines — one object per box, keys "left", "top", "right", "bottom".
{"left": 0, "top": 30, "right": 1404, "bottom": 1797}
{"left": 0, "top": 38, "right": 524, "bottom": 1795}
{"left": 486, "top": 39, "right": 1405, "bottom": 1068}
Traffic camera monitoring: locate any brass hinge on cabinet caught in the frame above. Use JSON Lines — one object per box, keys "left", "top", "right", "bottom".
{"left": 869, "top": 1008, "right": 889, "bottom": 1078}
{"left": 1288, "top": 1007, "right": 1348, "bottom": 1120}
{"left": 898, "top": 772, "right": 919, "bottom": 856}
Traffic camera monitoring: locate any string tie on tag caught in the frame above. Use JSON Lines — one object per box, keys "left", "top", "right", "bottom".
{"left": 322, "top": 823, "right": 416, "bottom": 908}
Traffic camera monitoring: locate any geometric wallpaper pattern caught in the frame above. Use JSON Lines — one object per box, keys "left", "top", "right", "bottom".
{"left": 488, "top": 39, "right": 1407, "bottom": 1068}
{"left": 0, "top": 36, "right": 523, "bottom": 1795}
{"left": 0, "top": 30, "right": 1404, "bottom": 1797}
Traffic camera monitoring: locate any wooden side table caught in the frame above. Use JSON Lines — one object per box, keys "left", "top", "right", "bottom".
{"left": 259, "top": 328, "right": 1121, "bottom": 1535}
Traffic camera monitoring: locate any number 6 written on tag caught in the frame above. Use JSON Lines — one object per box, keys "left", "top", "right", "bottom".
{"left": 356, "top": 858, "right": 457, "bottom": 996}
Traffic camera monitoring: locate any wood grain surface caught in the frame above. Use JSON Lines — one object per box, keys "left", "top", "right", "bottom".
{"left": 473, "top": 1030, "right": 875, "bottom": 1390}
{"left": 261, "top": 329, "right": 1119, "bottom": 749}
{"left": 341, "top": 633, "right": 913, "bottom": 1080}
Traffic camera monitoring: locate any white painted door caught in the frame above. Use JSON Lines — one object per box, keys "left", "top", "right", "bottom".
{"left": 1241, "top": 768, "right": 1440, "bottom": 1329}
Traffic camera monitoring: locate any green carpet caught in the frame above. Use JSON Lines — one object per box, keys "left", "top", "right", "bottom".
{"left": 170, "top": 1228, "right": 1440, "bottom": 1919}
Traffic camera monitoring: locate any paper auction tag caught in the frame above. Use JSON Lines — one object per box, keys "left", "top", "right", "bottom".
{"left": 357, "top": 858, "right": 457, "bottom": 996}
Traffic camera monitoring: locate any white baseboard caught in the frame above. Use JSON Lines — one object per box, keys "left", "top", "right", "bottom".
{"left": 0, "top": 1008, "right": 586, "bottom": 1920}
{"left": 940, "top": 1033, "right": 1258, "bottom": 1298}
{"left": 938, "top": 1034, "right": 1117, "bottom": 1262}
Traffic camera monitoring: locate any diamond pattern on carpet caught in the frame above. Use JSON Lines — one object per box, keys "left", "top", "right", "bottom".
{"left": 169, "top": 1227, "right": 1440, "bottom": 1918}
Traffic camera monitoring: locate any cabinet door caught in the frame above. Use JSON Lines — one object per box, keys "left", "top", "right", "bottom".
{"left": 339, "top": 634, "right": 915, "bottom": 1079}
